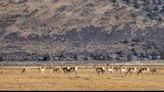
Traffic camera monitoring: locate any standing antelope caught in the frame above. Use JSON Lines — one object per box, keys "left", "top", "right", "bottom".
{"left": 0, "top": 70, "right": 4, "bottom": 74}
{"left": 107, "top": 67, "right": 114, "bottom": 73}
{"left": 119, "top": 65, "right": 127, "bottom": 76}
{"left": 150, "top": 68, "right": 159, "bottom": 74}
{"left": 95, "top": 66, "right": 106, "bottom": 76}
{"left": 62, "top": 66, "right": 78, "bottom": 77}
{"left": 21, "top": 68, "right": 26, "bottom": 74}
{"left": 125, "top": 67, "right": 137, "bottom": 76}
{"left": 113, "top": 66, "right": 121, "bottom": 72}
{"left": 120, "top": 67, "right": 127, "bottom": 73}
{"left": 106, "top": 64, "right": 114, "bottom": 73}
{"left": 137, "top": 67, "right": 150, "bottom": 76}
{"left": 39, "top": 66, "right": 46, "bottom": 73}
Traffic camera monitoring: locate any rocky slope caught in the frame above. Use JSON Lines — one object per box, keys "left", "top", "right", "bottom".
{"left": 0, "top": 0, "right": 164, "bottom": 63}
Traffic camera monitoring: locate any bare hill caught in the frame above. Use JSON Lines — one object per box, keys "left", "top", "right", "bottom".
{"left": 0, "top": 0, "right": 164, "bottom": 63}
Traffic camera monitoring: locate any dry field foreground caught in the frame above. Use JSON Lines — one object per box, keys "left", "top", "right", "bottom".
{"left": 0, "top": 65, "right": 164, "bottom": 91}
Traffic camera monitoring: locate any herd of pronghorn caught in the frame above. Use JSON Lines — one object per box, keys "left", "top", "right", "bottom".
{"left": 0, "top": 64, "right": 160, "bottom": 77}
{"left": 94, "top": 64, "right": 159, "bottom": 77}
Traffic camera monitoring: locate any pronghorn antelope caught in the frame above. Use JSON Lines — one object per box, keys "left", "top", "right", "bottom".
{"left": 62, "top": 66, "right": 78, "bottom": 77}
{"left": 0, "top": 70, "right": 4, "bottom": 74}
{"left": 107, "top": 67, "right": 114, "bottom": 73}
{"left": 39, "top": 66, "right": 46, "bottom": 73}
{"left": 149, "top": 68, "right": 159, "bottom": 74}
{"left": 95, "top": 66, "right": 106, "bottom": 75}
{"left": 114, "top": 67, "right": 120, "bottom": 72}
{"left": 113, "top": 66, "right": 121, "bottom": 72}
{"left": 50, "top": 67, "right": 60, "bottom": 73}
{"left": 106, "top": 64, "right": 114, "bottom": 73}
{"left": 125, "top": 67, "right": 137, "bottom": 76}
{"left": 120, "top": 66, "right": 127, "bottom": 75}
{"left": 21, "top": 68, "right": 26, "bottom": 74}
{"left": 137, "top": 67, "right": 150, "bottom": 76}
{"left": 120, "top": 67, "right": 127, "bottom": 73}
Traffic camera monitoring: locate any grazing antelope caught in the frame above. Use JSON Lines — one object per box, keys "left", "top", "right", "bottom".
{"left": 137, "top": 67, "right": 150, "bottom": 76}
{"left": 0, "top": 70, "right": 4, "bottom": 74}
{"left": 50, "top": 67, "right": 60, "bottom": 73}
{"left": 125, "top": 67, "right": 137, "bottom": 76}
{"left": 21, "top": 68, "right": 26, "bottom": 74}
{"left": 62, "top": 66, "right": 78, "bottom": 77}
{"left": 39, "top": 66, "right": 46, "bottom": 73}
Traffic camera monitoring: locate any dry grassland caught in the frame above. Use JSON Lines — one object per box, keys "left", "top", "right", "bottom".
{"left": 0, "top": 65, "right": 164, "bottom": 91}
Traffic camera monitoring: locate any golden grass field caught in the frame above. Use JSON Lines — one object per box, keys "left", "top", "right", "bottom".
{"left": 0, "top": 65, "right": 164, "bottom": 91}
